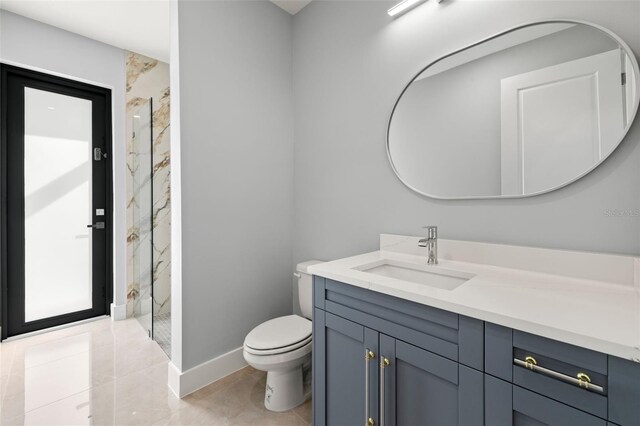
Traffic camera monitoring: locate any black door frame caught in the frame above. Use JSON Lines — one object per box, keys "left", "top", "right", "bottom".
{"left": 0, "top": 63, "right": 113, "bottom": 340}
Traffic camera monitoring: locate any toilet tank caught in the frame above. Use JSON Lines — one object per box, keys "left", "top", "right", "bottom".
{"left": 296, "top": 260, "right": 324, "bottom": 320}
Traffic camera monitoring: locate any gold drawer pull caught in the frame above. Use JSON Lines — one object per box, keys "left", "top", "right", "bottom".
{"left": 525, "top": 356, "right": 537, "bottom": 370}
{"left": 577, "top": 372, "right": 591, "bottom": 388}
{"left": 514, "top": 357, "right": 604, "bottom": 393}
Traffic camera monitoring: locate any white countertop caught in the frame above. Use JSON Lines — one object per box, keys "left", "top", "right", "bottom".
{"left": 308, "top": 235, "right": 640, "bottom": 363}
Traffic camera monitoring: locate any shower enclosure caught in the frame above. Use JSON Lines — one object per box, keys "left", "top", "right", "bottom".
{"left": 131, "top": 99, "right": 170, "bottom": 355}
{"left": 131, "top": 100, "right": 153, "bottom": 337}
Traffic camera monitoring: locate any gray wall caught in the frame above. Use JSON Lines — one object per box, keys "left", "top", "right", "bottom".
{"left": 177, "top": 0, "right": 294, "bottom": 370}
{"left": 0, "top": 11, "right": 128, "bottom": 313}
{"left": 391, "top": 25, "right": 618, "bottom": 197}
{"left": 292, "top": 0, "right": 640, "bottom": 307}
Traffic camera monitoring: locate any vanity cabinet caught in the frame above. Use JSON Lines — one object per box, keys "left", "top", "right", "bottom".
{"left": 485, "top": 323, "right": 640, "bottom": 426}
{"left": 378, "top": 334, "right": 483, "bottom": 426}
{"left": 313, "top": 309, "right": 379, "bottom": 426}
{"left": 485, "top": 374, "right": 608, "bottom": 426}
{"left": 313, "top": 277, "right": 640, "bottom": 426}
{"left": 313, "top": 277, "right": 484, "bottom": 426}
{"left": 313, "top": 308, "right": 483, "bottom": 426}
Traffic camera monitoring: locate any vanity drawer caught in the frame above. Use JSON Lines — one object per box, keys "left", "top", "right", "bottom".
{"left": 313, "top": 276, "right": 484, "bottom": 370}
{"left": 485, "top": 374, "right": 608, "bottom": 426}
{"left": 512, "top": 353, "right": 607, "bottom": 418}
{"left": 486, "top": 324, "right": 609, "bottom": 419}
{"left": 513, "top": 331, "right": 608, "bottom": 374}
{"left": 485, "top": 324, "right": 607, "bottom": 381}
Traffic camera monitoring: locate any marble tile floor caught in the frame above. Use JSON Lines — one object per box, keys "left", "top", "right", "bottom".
{"left": 0, "top": 318, "right": 311, "bottom": 425}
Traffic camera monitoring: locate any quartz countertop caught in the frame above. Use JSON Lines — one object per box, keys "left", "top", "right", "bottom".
{"left": 308, "top": 235, "right": 640, "bottom": 363}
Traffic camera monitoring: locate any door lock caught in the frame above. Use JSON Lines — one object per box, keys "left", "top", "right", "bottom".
{"left": 93, "top": 147, "right": 107, "bottom": 161}
{"left": 87, "top": 222, "right": 105, "bottom": 229}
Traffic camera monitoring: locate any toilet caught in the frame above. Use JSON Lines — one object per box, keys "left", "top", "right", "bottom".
{"left": 243, "top": 260, "right": 323, "bottom": 412}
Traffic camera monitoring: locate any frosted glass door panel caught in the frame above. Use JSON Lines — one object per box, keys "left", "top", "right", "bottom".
{"left": 24, "top": 88, "right": 93, "bottom": 322}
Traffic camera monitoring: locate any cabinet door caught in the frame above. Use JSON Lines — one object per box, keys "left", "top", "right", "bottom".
{"left": 313, "top": 309, "right": 379, "bottom": 426}
{"left": 379, "top": 335, "right": 483, "bottom": 426}
{"left": 485, "top": 374, "right": 607, "bottom": 426}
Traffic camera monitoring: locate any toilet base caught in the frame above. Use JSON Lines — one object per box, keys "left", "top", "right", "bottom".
{"left": 263, "top": 364, "right": 310, "bottom": 412}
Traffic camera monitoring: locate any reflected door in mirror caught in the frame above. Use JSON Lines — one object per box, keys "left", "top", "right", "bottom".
{"left": 387, "top": 21, "right": 639, "bottom": 199}
{"left": 501, "top": 49, "right": 625, "bottom": 195}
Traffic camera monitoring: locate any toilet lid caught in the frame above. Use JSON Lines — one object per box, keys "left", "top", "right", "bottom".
{"left": 244, "top": 335, "right": 312, "bottom": 356}
{"left": 244, "top": 315, "right": 312, "bottom": 352}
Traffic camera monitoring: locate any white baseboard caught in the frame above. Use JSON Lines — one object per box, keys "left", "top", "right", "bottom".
{"left": 167, "top": 362, "right": 182, "bottom": 398}
{"left": 167, "top": 346, "right": 247, "bottom": 398}
{"left": 110, "top": 303, "right": 127, "bottom": 321}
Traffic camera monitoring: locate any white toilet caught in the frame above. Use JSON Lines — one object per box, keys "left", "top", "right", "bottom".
{"left": 243, "top": 260, "right": 323, "bottom": 412}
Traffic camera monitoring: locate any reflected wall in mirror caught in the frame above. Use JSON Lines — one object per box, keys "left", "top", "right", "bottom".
{"left": 387, "top": 21, "right": 640, "bottom": 199}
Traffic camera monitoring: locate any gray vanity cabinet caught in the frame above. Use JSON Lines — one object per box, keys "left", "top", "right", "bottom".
{"left": 485, "top": 374, "right": 607, "bottom": 426}
{"left": 313, "top": 277, "right": 640, "bottom": 426}
{"left": 485, "top": 323, "right": 640, "bottom": 426}
{"left": 313, "top": 277, "right": 484, "bottom": 426}
{"left": 313, "top": 308, "right": 379, "bottom": 426}
{"left": 378, "top": 334, "right": 484, "bottom": 426}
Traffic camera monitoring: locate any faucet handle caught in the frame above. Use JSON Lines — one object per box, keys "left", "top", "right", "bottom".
{"left": 422, "top": 226, "right": 437, "bottom": 239}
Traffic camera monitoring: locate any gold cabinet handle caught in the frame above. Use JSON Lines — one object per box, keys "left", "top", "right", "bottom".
{"left": 514, "top": 357, "right": 604, "bottom": 393}
{"left": 380, "top": 357, "right": 391, "bottom": 426}
{"left": 365, "top": 349, "right": 375, "bottom": 426}
{"left": 577, "top": 372, "right": 591, "bottom": 389}
{"left": 525, "top": 356, "right": 537, "bottom": 370}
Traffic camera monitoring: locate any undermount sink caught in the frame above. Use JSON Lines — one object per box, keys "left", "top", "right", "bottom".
{"left": 355, "top": 259, "right": 475, "bottom": 290}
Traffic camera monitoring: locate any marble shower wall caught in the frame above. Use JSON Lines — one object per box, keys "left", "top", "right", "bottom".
{"left": 125, "top": 51, "right": 171, "bottom": 318}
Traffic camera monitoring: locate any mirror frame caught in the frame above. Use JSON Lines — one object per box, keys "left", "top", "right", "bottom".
{"left": 386, "top": 19, "right": 640, "bottom": 200}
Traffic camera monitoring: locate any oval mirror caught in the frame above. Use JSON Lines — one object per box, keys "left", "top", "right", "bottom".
{"left": 387, "top": 20, "right": 640, "bottom": 199}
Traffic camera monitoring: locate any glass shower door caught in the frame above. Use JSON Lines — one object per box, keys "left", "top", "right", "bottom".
{"left": 131, "top": 100, "right": 153, "bottom": 336}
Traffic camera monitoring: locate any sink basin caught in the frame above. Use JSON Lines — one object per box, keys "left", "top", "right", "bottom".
{"left": 355, "top": 259, "right": 475, "bottom": 290}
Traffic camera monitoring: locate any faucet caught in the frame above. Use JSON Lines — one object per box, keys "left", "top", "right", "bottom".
{"left": 418, "top": 226, "right": 438, "bottom": 265}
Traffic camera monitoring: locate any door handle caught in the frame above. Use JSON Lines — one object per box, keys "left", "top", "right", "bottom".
{"left": 87, "top": 222, "right": 105, "bottom": 229}
{"left": 93, "top": 147, "right": 107, "bottom": 161}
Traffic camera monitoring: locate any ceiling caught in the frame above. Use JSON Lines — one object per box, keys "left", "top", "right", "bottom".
{"left": 271, "top": 0, "right": 312, "bottom": 15}
{"left": 0, "top": 0, "right": 171, "bottom": 62}
{"left": 0, "top": 0, "right": 312, "bottom": 64}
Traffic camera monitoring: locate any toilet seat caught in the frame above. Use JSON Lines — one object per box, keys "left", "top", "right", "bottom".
{"left": 243, "top": 339, "right": 312, "bottom": 371}
{"left": 244, "top": 315, "right": 312, "bottom": 356}
{"left": 245, "top": 334, "right": 312, "bottom": 356}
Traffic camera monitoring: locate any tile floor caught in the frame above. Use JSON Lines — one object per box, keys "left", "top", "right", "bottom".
{"left": 153, "top": 312, "right": 171, "bottom": 356}
{"left": 0, "top": 318, "right": 311, "bottom": 425}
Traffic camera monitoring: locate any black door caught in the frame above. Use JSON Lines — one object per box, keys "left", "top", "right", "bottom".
{"left": 1, "top": 64, "right": 112, "bottom": 339}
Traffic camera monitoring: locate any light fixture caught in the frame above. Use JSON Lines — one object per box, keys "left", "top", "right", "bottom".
{"left": 388, "top": 0, "right": 442, "bottom": 18}
{"left": 47, "top": 106, "right": 55, "bottom": 110}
